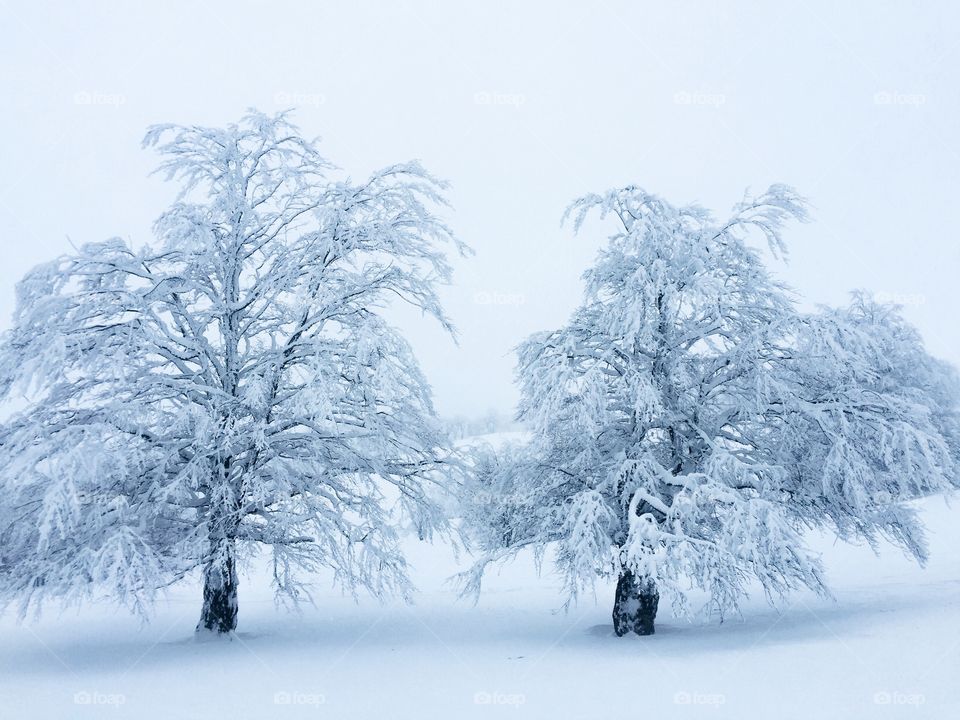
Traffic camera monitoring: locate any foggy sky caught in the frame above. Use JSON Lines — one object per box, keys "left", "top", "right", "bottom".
{"left": 1, "top": 0, "right": 958, "bottom": 418}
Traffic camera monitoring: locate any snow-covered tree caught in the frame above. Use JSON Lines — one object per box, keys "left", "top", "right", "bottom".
{"left": 460, "top": 185, "right": 959, "bottom": 636}
{"left": 0, "top": 111, "right": 467, "bottom": 634}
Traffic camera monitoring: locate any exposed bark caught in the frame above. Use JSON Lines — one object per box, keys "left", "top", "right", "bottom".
{"left": 613, "top": 570, "right": 658, "bottom": 636}
{"left": 196, "top": 538, "right": 238, "bottom": 634}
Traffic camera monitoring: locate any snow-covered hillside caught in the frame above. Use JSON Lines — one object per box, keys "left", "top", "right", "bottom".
{"left": 0, "top": 487, "right": 956, "bottom": 719}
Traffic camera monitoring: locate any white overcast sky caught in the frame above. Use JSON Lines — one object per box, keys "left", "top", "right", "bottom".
{"left": 1, "top": 0, "right": 958, "bottom": 418}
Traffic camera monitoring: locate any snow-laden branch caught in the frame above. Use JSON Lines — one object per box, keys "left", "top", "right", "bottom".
{"left": 0, "top": 111, "right": 468, "bottom": 628}
{"left": 460, "top": 184, "right": 959, "bottom": 628}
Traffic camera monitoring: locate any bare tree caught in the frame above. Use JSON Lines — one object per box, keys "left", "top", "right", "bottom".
{"left": 0, "top": 111, "right": 468, "bottom": 634}
{"left": 460, "top": 184, "right": 959, "bottom": 635}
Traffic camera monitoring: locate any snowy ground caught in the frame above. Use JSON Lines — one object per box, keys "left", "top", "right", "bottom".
{"left": 1, "top": 483, "right": 957, "bottom": 719}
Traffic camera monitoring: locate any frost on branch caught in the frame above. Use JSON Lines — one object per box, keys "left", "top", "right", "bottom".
{"left": 0, "top": 110, "right": 467, "bottom": 632}
{"left": 460, "top": 184, "right": 959, "bottom": 635}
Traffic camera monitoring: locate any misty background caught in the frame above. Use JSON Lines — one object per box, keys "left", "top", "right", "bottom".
{"left": 1, "top": 0, "right": 957, "bottom": 420}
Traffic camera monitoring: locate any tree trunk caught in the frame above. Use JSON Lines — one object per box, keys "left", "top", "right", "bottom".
{"left": 196, "top": 538, "right": 238, "bottom": 634}
{"left": 613, "top": 570, "right": 658, "bottom": 636}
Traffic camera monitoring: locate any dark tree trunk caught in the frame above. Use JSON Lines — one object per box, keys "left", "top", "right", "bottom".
{"left": 613, "top": 570, "right": 658, "bottom": 636}
{"left": 196, "top": 538, "right": 238, "bottom": 634}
